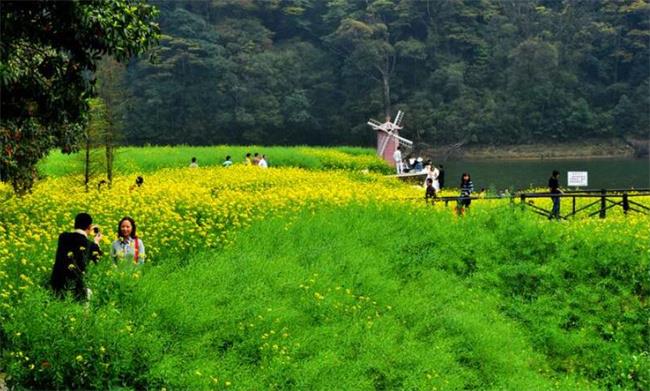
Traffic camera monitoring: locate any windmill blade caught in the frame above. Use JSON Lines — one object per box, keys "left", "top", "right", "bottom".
{"left": 367, "top": 119, "right": 382, "bottom": 129}
{"left": 394, "top": 110, "right": 404, "bottom": 127}
{"left": 395, "top": 134, "right": 413, "bottom": 146}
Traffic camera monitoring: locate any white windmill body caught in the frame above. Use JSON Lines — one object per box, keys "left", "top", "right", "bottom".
{"left": 367, "top": 110, "right": 413, "bottom": 168}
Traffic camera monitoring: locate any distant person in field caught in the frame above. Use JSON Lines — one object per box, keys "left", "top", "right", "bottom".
{"left": 51, "top": 212, "right": 103, "bottom": 301}
{"left": 253, "top": 152, "right": 261, "bottom": 165}
{"left": 457, "top": 172, "right": 474, "bottom": 214}
{"left": 111, "top": 216, "right": 145, "bottom": 264}
{"left": 189, "top": 157, "right": 198, "bottom": 168}
{"left": 425, "top": 178, "right": 436, "bottom": 202}
{"left": 244, "top": 153, "right": 252, "bottom": 165}
{"left": 548, "top": 170, "right": 563, "bottom": 219}
{"left": 393, "top": 146, "right": 403, "bottom": 175}
{"left": 222, "top": 155, "right": 233, "bottom": 167}
{"left": 258, "top": 154, "right": 268, "bottom": 168}
{"left": 438, "top": 164, "right": 445, "bottom": 189}
{"left": 129, "top": 176, "right": 144, "bottom": 192}
{"left": 425, "top": 161, "right": 440, "bottom": 193}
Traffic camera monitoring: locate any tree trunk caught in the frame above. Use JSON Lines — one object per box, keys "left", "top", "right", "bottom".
{"left": 84, "top": 133, "right": 90, "bottom": 193}
{"left": 105, "top": 135, "right": 113, "bottom": 189}
{"left": 382, "top": 70, "right": 391, "bottom": 119}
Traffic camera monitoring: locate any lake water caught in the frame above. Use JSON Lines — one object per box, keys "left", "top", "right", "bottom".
{"left": 437, "top": 158, "right": 649, "bottom": 191}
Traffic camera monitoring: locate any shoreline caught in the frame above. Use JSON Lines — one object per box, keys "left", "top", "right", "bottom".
{"left": 421, "top": 139, "right": 648, "bottom": 161}
{"left": 445, "top": 154, "right": 644, "bottom": 161}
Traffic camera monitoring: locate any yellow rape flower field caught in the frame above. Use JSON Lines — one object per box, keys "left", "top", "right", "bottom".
{"left": 1, "top": 166, "right": 414, "bottom": 265}
{"left": 0, "top": 163, "right": 649, "bottom": 390}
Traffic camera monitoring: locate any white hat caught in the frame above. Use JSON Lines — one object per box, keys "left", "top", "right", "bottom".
{"left": 416, "top": 157, "right": 423, "bottom": 162}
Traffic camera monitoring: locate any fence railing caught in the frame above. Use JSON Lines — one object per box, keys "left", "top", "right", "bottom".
{"left": 424, "top": 189, "right": 650, "bottom": 219}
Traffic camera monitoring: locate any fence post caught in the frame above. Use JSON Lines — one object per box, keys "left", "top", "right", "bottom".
{"left": 622, "top": 192, "right": 629, "bottom": 214}
{"left": 520, "top": 194, "right": 526, "bottom": 211}
{"left": 572, "top": 196, "right": 576, "bottom": 216}
{"left": 599, "top": 189, "right": 606, "bottom": 218}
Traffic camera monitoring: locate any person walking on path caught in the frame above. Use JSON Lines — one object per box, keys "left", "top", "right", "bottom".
{"left": 51, "top": 213, "right": 103, "bottom": 301}
{"left": 548, "top": 170, "right": 563, "bottom": 219}
{"left": 457, "top": 172, "right": 474, "bottom": 215}
{"left": 393, "top": 146, "right": 403, "bottom": 175}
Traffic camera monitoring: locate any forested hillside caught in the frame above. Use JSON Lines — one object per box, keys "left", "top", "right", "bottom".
{"left": 122, "top": 0, "right": 649, "bottom": 147}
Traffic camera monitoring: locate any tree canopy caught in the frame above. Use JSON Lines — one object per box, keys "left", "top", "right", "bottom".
{"left": 0, "top": 0, "right": 159, "bottom": 193}
{"left": 122, "top": 0, "right": 648, "bottom": 147}
{"left": 1, "top": 0, "right": 648, "bottom": 194}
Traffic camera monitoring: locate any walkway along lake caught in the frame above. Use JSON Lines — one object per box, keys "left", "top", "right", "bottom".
{"left": 438, "top": 158, "right": 649, "bottom": 191}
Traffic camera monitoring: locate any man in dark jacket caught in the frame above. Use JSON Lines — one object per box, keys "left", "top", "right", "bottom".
{"left": 51, "top": 213, "right": 103, "bottom": 301}
{"left": 548, "top": 170, "right": 563, "bottom": 219}
{"left": 438, "top": 164, "right": 445, "bottom": 189}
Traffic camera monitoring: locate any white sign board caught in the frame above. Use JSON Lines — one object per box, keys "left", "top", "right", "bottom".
{"left": 567, "top": 171, "right": 588, "bottom": 187}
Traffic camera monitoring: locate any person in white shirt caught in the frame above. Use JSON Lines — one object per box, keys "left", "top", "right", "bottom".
{"left": 222, "top": 155, "right": 233, "bottom": 167}
{"left": 393, "top": 146, "right": 403, "bottom": 174}
{"left": 189, "top": 157, "right": 198, "bottom": 168}
{"left": 258, "top": 155, "right": 268, "bottom": 168}
{"left": 425, "top": 161, "right": 440, "bottom": 193}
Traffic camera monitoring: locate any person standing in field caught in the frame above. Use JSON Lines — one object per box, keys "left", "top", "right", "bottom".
{"left": 244, "top": 153, "right": 252, "bottom": 165}
{"left": 457, "top": 172, "right": 474, "bottom": 214}
{"left": 425, "top": 178, "right": 436, "bottom": 203}
{"left": 189, "top": 157, "right": 198, "bottom": 168}
{"left": 258, "top": 154, "right": 268, "bottom": 168}
{"left": 222, "top": 155, "right": 233, "bottom": 167}
{"left": 438, "top": 164, "right": 445, "bottom": 189}
{"left": 129, "top": 176, "right": 144, "bottom": 192}
{"left": 425, "top": 161, "right": 440, "bottom": 193}
{"left": 393, "top": 146, "right": 402, "bottom": 175}
{"left": 253, "top": 152, "right": 261, "bottom": 165}
{"left": 548, "top": 170, "right": 562, "bottom": 219}
{"left": 110, "top": 216, "right": 146, "bottom": 264}
{"left": 51, "top": 213, "right": 103, "bottom": 301}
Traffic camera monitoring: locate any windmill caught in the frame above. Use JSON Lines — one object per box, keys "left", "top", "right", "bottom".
{"left": 367, "top": 110, "right": 413, "bottom": 165}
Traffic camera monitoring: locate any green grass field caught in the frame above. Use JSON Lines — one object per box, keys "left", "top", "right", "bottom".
{"left": 3, "top": 203, "right": 648, "bottom": 389}
{"left": 38, "top": 145, "right": 391, "bottom": 178}
{"left": 2, "top": 147, "right": 649, "bottom": 389}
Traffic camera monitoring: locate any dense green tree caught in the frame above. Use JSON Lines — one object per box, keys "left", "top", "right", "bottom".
{"left": 115, "top": 0, "right": 648, "bottom": 149}
{"left": 0, "top": 0, "right": 159, "bottom": 194}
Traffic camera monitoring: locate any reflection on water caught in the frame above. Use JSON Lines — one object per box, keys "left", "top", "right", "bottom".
{"left": 438, "top": 158, "right": 650, "bottom": 191}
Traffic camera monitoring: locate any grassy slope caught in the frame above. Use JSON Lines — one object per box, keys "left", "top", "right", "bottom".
{"left": 5, "top": 204, "right": 648, "bottom": 389}
{"left": 138, "top": 204, "right": 649, "bottom": 389}
{"left": 136, "top": 205, "right": 562, "bottom": 389}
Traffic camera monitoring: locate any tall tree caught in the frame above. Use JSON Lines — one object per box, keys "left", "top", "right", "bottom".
{"left": 0, "top": 0, "right": 159, "bottom": 194}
